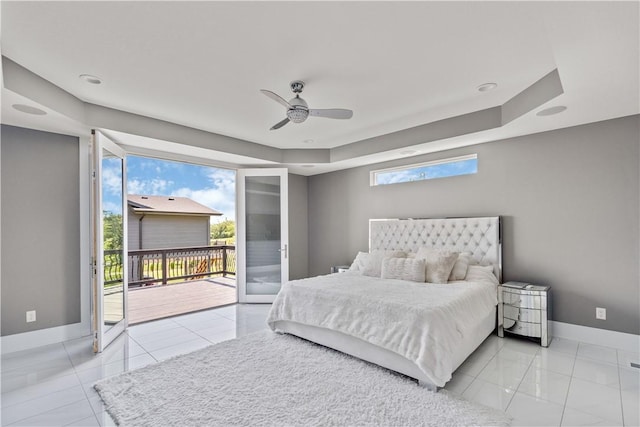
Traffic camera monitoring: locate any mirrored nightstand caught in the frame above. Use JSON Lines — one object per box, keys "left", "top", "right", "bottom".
{"left": 498, "top": 281, "right": 552, "bottom": 347}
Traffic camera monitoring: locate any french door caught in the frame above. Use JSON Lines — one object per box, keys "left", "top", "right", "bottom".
{"left": 237, "top": 169, "right": 288, "bottom": 303}
{"left": 91, "top": 130, "right": 128, "bottom": 352}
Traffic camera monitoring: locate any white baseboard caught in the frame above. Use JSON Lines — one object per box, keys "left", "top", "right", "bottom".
{"left": 1, "top": 322, "right": 91, "bottom": 355}
{"left": 551, "top": 321, "right": 640, "bottom": 352}
{"left": 1, "top": 319, "right": 637, "bottom": 355}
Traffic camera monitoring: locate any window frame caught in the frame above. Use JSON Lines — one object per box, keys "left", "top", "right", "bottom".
{"left": 369, "top": 153, "right": 478, "bottom": 186}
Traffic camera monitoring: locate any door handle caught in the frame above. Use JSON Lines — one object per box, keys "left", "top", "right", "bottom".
{"left": 278, "top": 244, "right": 288, "bottom": 259}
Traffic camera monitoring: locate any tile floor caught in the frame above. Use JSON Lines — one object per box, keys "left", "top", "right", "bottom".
{"left": 451, "top": 335, "right": 639, "bottom": 426}
{"left": 1, "top": 304, "right": 271, "bottom": 426}
{"left": 1, "top": 304, "right": 638, "bottom": 426}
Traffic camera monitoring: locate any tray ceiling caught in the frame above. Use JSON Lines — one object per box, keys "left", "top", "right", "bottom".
{"left": 1, "top": 1, "right": 638, "bottom": 174}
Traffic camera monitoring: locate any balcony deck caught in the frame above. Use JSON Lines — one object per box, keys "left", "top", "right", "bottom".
{"left": 127, "top": 277, "right": 237, "bottom": 324}
{"left": 102, "top": 244, "right": 237, "bottom": 325}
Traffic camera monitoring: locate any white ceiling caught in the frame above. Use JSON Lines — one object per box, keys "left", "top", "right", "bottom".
{"left": 1, "top": 1, "right": 638, "bottom": 174}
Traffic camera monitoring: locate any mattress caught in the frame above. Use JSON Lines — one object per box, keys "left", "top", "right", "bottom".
{"left": 267, "top": 272, "right": 498, "bottom": 386}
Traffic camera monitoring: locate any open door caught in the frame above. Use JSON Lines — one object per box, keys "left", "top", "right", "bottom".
{"left": 237, "top": 169, "right": 288, "bottom": 303}
{"left": 91, "top": 130, "right": 128, "bottom": 352}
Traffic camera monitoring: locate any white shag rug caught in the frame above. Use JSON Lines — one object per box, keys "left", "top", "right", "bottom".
{"left": 95, "top": 331, "right": 511, "bottom": 427}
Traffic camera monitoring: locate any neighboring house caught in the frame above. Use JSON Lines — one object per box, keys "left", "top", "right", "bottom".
{"left": 127, "top": 194, "right": 222, "bottom": 251}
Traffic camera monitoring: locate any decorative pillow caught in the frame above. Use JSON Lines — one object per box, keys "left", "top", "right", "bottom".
{"left": 415, "top": 247, "right": 459, "bottom": 284}
{"left": 464, "top": 264, "right": 499, "bottom": 285}
{"left": 381, "top": 258, "right": 426, "bottom": 282}
{"left": 348, "top": 251, "right": 370, "bottom": 274}
{"left": 362, "top": 250, "right": 406, "bottom": 278}
{"left": 448, "top": 252, "right": 472, "bottom": 281}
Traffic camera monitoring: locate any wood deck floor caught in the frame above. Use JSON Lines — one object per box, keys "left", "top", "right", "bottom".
{"left": 127, "top": 277, "right": 237, "bottom": 324}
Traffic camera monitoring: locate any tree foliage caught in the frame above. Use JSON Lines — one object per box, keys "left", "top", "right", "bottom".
{"left": 103, "top": 211, "right": 124, "bottom": 250}
{"left": 211, "top": 219, "right": 235, "bottom": 244}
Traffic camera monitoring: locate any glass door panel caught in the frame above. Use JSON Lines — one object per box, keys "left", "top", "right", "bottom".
{"left": 237, "top": 169, "right": 288, "bottom": 303}
{"left": 92, "top": 131, "right": 128, "bottom": 352}
{"left": 102, "top": 153, "right": 125, "bottom": 328}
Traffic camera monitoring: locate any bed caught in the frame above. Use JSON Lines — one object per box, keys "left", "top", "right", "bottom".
{"left": 267, "top": 216, "right": 502, "bottom": 391}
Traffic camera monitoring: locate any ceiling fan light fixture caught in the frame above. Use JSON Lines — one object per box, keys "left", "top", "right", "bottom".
{"left": 287, "top": 108, "right": 309, "bottom": 123}
{"left": 261, "top": 81, "right": 352, "bottom": 130}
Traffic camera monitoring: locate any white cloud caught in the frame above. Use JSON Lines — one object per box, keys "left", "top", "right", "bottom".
{"left": 102, "top": 200, "right": 122, "bottom": 215}
{"left": 377, "top": 169, "right": 414, "bottom": 185}
{"left": 127, "top": 178, "right": 172, "bottom": 195}
{"left": 102, "top": 162, "right": 123, "bottom": 196}
{"left": 173, "top": 168, "right": 236, "bottom": 222}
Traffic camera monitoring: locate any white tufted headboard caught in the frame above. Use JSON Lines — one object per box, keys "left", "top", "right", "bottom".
{"left": 369, "top": 217, "right": 502, "bottom": 281}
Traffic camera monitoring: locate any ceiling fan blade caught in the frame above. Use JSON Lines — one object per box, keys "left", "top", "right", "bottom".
{"left": 260, "top": 89, "right": 291, "bottom": 109}
{"left": 270, "top": 117, "right": 290, "bottom": 130}
{"left": 309, "top": 109, "right": 353, "bottom": 119}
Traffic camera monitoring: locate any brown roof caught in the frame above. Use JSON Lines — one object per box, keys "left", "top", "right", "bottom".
{"left": 127, "top": 195, "right": 222, "bottom": 216}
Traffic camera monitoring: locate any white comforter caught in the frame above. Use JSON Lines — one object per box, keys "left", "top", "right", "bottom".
{"left": 267, "top": 273, "right": 498, "bottom": 386}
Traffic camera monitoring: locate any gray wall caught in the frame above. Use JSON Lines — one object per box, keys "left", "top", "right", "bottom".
{"left": 1, "top": 125, "right": 81, "bottom": 336}
{"left": 127, "top": 208, "right": 210, "bottom": 250}
{"left": 288, "top": 173, "right": 309, "bottom": 280}
{"left": 308, "top": 115, "right": 639, "bottom": 335}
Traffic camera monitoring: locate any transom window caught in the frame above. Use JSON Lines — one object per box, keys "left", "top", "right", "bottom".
{"left": 370, "top": 154, "right": 478, "bottom": 186}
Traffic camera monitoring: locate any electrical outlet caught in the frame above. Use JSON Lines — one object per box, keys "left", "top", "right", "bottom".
{"left": 596, "top": 307, "right": 606, "bottom": 320}
{"left": 26, "top": 310, "right": 36, "bottom": 323}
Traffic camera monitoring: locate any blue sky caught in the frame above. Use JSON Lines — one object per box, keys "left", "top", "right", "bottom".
{"left": 375, "top": 158, "right": 478, "bottom": 185}
{"left": 102, "top": 156, "right": 235, "bottom": 223}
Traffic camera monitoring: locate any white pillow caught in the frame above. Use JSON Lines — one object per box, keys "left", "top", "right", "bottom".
{"left": 381, "top": 258, "right": 426, "bottom": 282}
{"left": 348, "top": 251, "right": 370, "bottom": 274}
{"left": 415, "top": 247, "right": 459, "bottom": 284}
{"left": 464, "top": 264, "right": 499, "bottom": 285}
{"left": 362, "top": 250, "right": 406, "bottom": 278}
{"left": 449, "top": 252, "right": 472, "bottom": 281}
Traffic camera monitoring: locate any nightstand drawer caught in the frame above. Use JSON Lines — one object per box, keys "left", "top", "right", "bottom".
{"left": 504, "top": 306, "right": 542, "bottom": 323}
{"left": 499, "top": 282, "right": 551, "bottom": 347}
{"left": 504, "top": 319, "right": 541, "bottom": 338}
{"left": 503, "top": 291, "right": 542, "bottom": 309}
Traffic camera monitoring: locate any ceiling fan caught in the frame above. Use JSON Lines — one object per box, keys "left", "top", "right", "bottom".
{"left": 260, "top": 80, "right": 353, "bottom": 130}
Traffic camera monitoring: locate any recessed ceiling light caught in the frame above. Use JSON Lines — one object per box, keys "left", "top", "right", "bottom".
{"left": 12, "top": 104, "right": 47, "bottom": 115}
{"left": 301, "top": 165, "right": 315, "bottom": 168}
{"left": 302, "top": 139, "right": 314, "bottom": 144}
{"left": 79, "top": 74, "right": 102, "bottom": 85}
{"left": 536, "top": 106, "right": 567, "bottom": 116}
{"left": 399, "top": 150, "right": 417, "bottom": 156}
{"left": 477, "top": 82, "right": 497, "bottom": 92}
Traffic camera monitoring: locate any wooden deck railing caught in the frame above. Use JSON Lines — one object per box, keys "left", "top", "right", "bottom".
{"left": 104, "top": 245, "right": 236, "bottom": 288}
